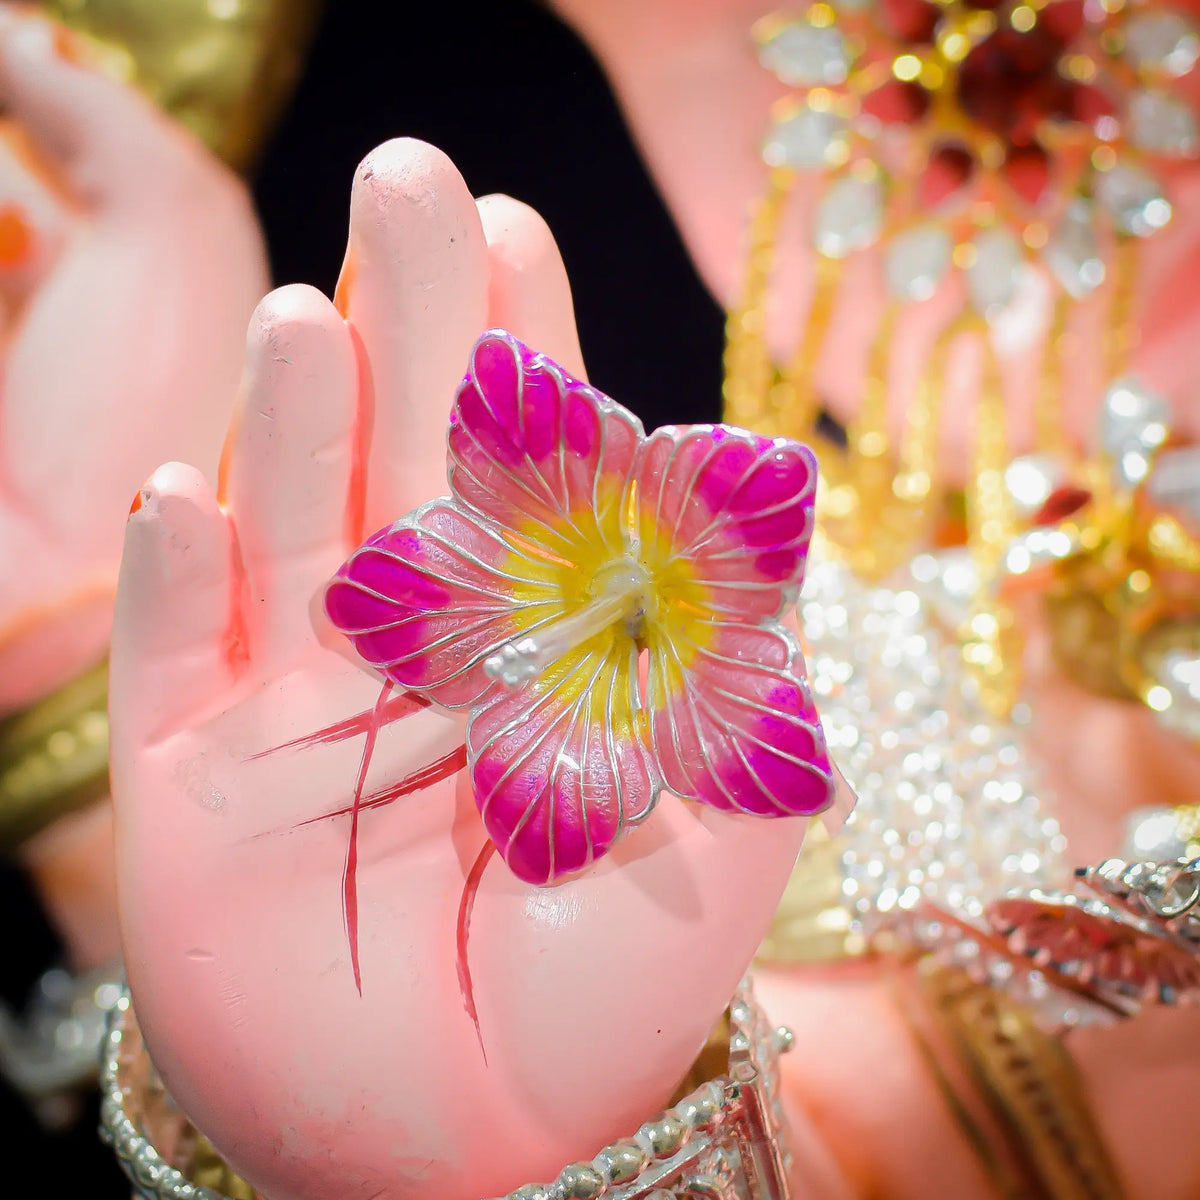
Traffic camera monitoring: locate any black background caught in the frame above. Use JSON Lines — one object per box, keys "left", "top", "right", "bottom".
{"left": 0, "top": 1, "right": 722, "bottom": 1192}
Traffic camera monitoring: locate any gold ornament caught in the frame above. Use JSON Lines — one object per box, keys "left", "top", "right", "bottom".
{"left": 726, "top": 0, "right": 1200, "bottom": 713}
{"left": 0, "top": 660, "right": 109, "bottom": 851}
{"left": 41, "top": 0, "right": 323, "bottom": 170}
{"left": 893, "top": 959, "right": 1126, "bottom": 1200}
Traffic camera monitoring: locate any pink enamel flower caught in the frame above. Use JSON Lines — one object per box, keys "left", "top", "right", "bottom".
{"left": 325, "top": 330, "right": 835, "bottom": 885}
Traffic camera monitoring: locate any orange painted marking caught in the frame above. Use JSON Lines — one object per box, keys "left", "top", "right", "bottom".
{"left": 0, "top": 204, "right": 33, "bottom": 268}
{"left": 128, "top": 490, "right": 144, "bottom": 515}
{"left": 51, "top": 25, "right": 97, "bottom": 68}
{"left": 221, "top": 528, "right": 251, "bottom": 676}
{"left": 344, "top": 324, "right": 371, "bottom": 547}
{"left": 333, "top": 251, "right": 357, "bottom": 318}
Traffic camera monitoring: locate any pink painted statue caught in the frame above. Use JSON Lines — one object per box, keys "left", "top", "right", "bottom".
{"left": 0, "top": 5, "right": 265, "bottom": 965}
{"left": 547, "top": 2, "right": 1200, "bottom": 1198}
{"left": 109, "top": 135, "right": 855, "bottom": 1200}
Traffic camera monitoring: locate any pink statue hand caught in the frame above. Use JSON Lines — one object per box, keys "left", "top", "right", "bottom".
{"left": 0, "top": 6, "right": 267, "bottom": 713}
{"left": 109, "top": 138, "right": 825, "bottom": 1200}
{"left": 551, "top": 0, "right": 1200, "bottom": 461}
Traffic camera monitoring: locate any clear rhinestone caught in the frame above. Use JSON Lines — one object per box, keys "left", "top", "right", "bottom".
{"left": 1099, "top": 378, "right": 1169, "bottom": 471}
{"left": 1004, "top": 527, "right": 1077, "bottom": 578}
{"left": 1095, "top": 161, "right": 1172, "bottom": 236}
{"left": 1139, "top": 622, "right": 1200, "bottom": 744}
{"left": 885, "top": 224, "right": 951, "bottom": 301}
{"left": 763, "top": 106, "right": 849, "bottom": 169}
{"left": 967, "top": 227, "right": 1023, "bottom": 314}
{"left": 1128, "top": 88, "right": 1199, "bottom": 155}
{"left": 1124, "top": 11, "right": 1200, "bottom": 77}
{"left": 1044, "top": 200, "right": 1105, "bottom": 298}
{"left": 1134, "top": 860, "right": 1200, "bottom": 919}
{"left": 1122, "top": 807, "right": 1193, "bottom": 863}
{"left": 759, "top": 21, "right": 852, "bottom": 86}
{"left": 1146, "top": 445, "right": 1200, "bottom": 529}
{"left": 1004, "top": 455, "right": 1065, "bottom": 518}
{"left": 814, "top": 175, "right": 883, "bottom": 257}
{"left": 799, "top": 555, "right": 1065, "bottom": 933}
{"left": 904, "top": 547, "right": 978, "bottom": 629}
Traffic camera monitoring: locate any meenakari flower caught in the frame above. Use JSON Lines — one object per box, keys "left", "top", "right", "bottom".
{"left": 325, "top": 330, "right": 835, "bottom": 884}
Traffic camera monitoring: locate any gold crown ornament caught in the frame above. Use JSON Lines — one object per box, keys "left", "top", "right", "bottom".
{"left": 1004, "top": 387, "right": 1200, "bottom": 739}
{"left": 726, "top": 0, "right": 1200, "bottom": 713}
{"left": 41, "top": 0, "right": 323, "bottom": 170}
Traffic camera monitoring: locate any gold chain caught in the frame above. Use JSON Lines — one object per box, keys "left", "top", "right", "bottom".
{"left": 724, "top": 167, "right": 794, "bottom": 430}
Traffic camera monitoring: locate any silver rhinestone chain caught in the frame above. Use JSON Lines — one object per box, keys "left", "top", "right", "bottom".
{"left": 99, "top": 980, "right": 795, "bottom": 1200}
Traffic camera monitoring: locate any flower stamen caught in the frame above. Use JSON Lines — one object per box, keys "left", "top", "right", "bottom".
{"left": 485, "top": 559, "right": 650, "bottom": 688}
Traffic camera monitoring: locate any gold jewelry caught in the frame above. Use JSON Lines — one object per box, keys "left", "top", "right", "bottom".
{"left": 41, "top": 0, "right": 323, "bottom": 170}
{"left": 995, "top": 395, "right": 1200, "bottom": 743}
{"left": 0, "top": 660, "right": 110, "bottom": 852}
{"left": 728, "top": 0, "right": 1200, "bottom": 714}
{"left": 757, "top": 819, "right": 861, "bottom": 963}
{"left": 894, "top": 958, "right": 1126, "bottom": 1200}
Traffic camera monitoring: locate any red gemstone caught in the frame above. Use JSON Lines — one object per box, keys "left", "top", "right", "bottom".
{"left": 1072, "top": 82, "right": 1117, "bottom": 126}
{"left": 919, "top": 142, "right": 975, "bottom": 207}
{"left": 861, "top": 78, "right": 931, "bottom": 125}
{"left": 882, "top": 0, "right": 940, "bottom": 43}
{"left": 1004, "top": 143, "right": 1052, "bottom": 205}
{"left": 1039, "top": 0, "right": 1087, "bottom": 43}
{"left": 959, "top": 25, "right": 1076, "bottom": 143}
{"left": 1032, "top": 483, "right": 1092, "bottom": 526}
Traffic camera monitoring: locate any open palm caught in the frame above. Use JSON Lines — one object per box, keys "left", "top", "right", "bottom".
{"left": 109, "top": 137, "right": 823, "bottom": 1200}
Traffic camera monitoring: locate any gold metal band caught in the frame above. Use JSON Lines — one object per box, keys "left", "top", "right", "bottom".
{"left": 42, "top": 0, "right": 323, "bottom": 172}
{"left": 756, "top": 821, "right": 861, "bottom": 964}
{"left": 0, "top": 661, "right": 110, "bottom": 852}
{"left": 896, "top": 958, "right": 1125, "bottom": 1200}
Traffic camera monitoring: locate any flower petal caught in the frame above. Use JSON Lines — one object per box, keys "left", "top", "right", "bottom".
{"left": 636, "top": 426, "right": 818, "bottom": 622}
{"left": 467, "top": 632, "right": 658, "bottom": 884}
{"left": 647, "top": 619, "right": 834, "bottom": 818}
{"left": 325, "top": 499, "right": 564, "bottom": 708}
{"left": 448, "top": 330, "right": 642, "bottom": 564}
